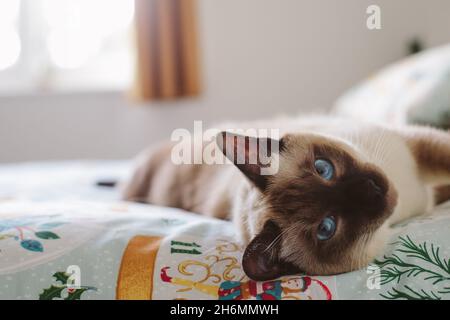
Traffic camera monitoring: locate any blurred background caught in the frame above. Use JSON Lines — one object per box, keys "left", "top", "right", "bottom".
{"left": 0, "top": 0, "right": 449, "bottom": 163}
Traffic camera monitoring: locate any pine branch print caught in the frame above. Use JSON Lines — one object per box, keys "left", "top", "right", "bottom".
{"left": 374, "top": 236, "right": 450, "bottom": 300}
{"left": 381, "top": 285, "right": 441, "bottom": 300}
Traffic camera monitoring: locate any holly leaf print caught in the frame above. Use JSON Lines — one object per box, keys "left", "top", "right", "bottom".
{"left": 39, "top": 285, "right": 65, "bottom": 300}
{"left": 35, "top": 231, "right": 60, "bottom": 240}
{"left": 65, "top": 288, "right": 90, "bottom": 300}
{"left": 20, "top": 239, "right": 44, "bottom": 252}
{"left": 39, "top": 270, "right": 97, "bottom": 300}
{"left": 53, "top": 272, "right": 70, "bottom": 285}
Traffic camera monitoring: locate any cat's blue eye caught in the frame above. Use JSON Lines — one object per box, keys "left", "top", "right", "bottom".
{"left": 317, "top": 216, "right": 336, "bottom": 241}
{"left": 314, "top": 159, "right": 334, "bottom": 180}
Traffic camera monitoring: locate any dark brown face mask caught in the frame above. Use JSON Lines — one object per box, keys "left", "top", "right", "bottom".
{"left": 242, "top": 220, "right": 301, "bottom": 281}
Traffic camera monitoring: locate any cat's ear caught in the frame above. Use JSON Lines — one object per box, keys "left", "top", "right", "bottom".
{"left": 398, "top": 126, "right": 450, "bottom": 186}
{"left": 242, "top": 220, "right": 300, "bottom": 281}
{"left": 216, "top": 131, "right": 284, "bottom": 191}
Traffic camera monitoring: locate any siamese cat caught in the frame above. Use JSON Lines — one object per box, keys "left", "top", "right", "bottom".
{"left": 123, "top": 117, "right": 450, "bottom": 280}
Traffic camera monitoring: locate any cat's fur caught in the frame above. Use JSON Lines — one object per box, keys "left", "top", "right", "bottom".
{"left": 123, "top": 116, "right": 450, "bottom": 280}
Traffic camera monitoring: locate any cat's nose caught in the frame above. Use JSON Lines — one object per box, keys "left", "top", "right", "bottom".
{"left": 366, "top": 178, "right": 384, "bottom": 196}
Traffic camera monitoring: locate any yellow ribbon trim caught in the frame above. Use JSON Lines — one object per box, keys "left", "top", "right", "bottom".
{"left": 116, "top": 235, "right": 162, "bottom": 300}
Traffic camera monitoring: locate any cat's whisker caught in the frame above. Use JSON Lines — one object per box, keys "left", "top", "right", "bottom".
{"left": 356, "top": 232, "right": 370, "bottom": 271}
{"left": 263, "top": 223, "right": 296, "bottom": 254}
{"left": 374, "top": 130, "right": 389, "bottom": 165}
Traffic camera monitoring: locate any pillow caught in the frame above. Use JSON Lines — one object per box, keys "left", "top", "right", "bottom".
{"left": 333, "top": 43, "right": 450, "bottom": 129}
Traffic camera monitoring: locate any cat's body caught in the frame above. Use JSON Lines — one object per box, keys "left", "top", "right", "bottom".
{"left": 124, "top": 116, "right": 450, "bottom": 279}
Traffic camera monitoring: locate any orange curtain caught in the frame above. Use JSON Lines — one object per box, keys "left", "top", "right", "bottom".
{"left": 132, "top": 0, "right": 201, "bottom": 101}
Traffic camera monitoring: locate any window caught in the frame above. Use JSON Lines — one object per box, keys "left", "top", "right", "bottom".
{"left": 0, "top": 1, "right": 21, "bottom": 72}
{"left": 0, "top": 0, "right": 135, "bottom": 94}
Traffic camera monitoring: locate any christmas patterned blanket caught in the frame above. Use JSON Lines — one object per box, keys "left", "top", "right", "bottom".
{"left": 0, "top": 161, "right": 449, "bottom": 300}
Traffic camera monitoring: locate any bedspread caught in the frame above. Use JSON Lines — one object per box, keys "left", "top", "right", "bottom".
{"left": 0, "top": 161, "right": 449, "bottom": 300}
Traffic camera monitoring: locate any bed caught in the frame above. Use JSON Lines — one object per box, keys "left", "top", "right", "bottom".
{"left": 0, "top": 160, "right": 449, "bottom": 300}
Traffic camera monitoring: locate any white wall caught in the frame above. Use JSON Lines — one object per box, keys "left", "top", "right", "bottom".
{"left": 1, "top": 0, "right": 449, "bottom": 163}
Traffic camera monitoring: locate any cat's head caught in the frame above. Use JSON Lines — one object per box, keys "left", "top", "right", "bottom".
{"left": 216, "top": 126, "right": 450, "bottom": 280}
